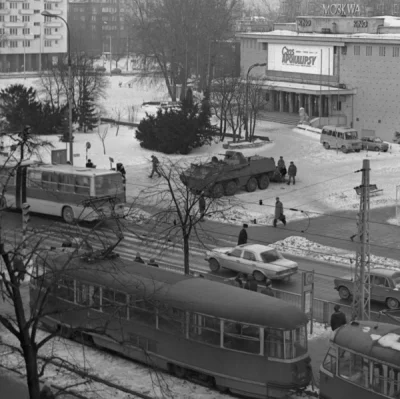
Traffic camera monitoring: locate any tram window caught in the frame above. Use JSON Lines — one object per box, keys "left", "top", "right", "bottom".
{"left": 189, "top": 313, "right": 220, "bottom": 346}
{"left": 265, "top": 328, "right": 284, "bottom": 359}
{"left": 322, "top": 348, "right": 337, "bottom": 374}
{"left": 338, "top": 350, "right": 365, "bottom": 384}
{"left": 223, "top": 321, "right": 260, "bottom": 354}
{"left": 92, "top": 285, "right": 101, "bottom": 310}
{"left": 58, "top": 173, "right": 75, "bottom": 193}
{"left": 42, "top": 172, "right": 52, "bottom": 190}
{"left": 291, "top": 326, "right": 307, "bottom": 358}
{"left": 387, "top": 366, "right": 400, "bottom": 397}
{"left": 371, "top": 362, "right": 385, "bottom": 394}
{"left": 76, "top": 282, "right": 90, "bottom": 306}
{"left": 75, "top": 176, "right": 90, "bottom": 195}
{"left": 158, "top": 305, "right": 185, "bottom": 335}
{"left": 57, "top": 277, "right": 75, "bottom": 303}
{"left": 128, "top": 296, "right": 155, "bottom": 326}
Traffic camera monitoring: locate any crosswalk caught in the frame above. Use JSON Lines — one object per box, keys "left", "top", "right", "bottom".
{"left": 9, "top": 222, "right": 237, "bottom": 276}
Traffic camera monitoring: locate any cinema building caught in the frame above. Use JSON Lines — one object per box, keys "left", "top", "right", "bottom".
{"left": 237, "top": 14, "right": 400, "bottom": 141}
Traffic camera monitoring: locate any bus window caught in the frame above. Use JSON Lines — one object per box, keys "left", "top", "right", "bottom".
{"left": 58, "top": 173, "right": 75, "bottom": 193}
{"left": 94, "top": 174, "right": 122, "bottom": 196}
{"left": 322, "top": 347, "right": 337, "bottom": 375}
{"left": 265, "top": 328, "right": 284, "bottom": 359}
{"left": 223, "top": 321, "right": 260, "bottom": 354}
{"left": 27, "top": 170, "right": 41, "bottom": 189}
{"left": 338, "top": 132, "right": 344, "bottom": 139}
{"left": 345, "top": 131, "right": 358, "bottom": 140}
{"left": 75, "top": 176, "right": 90, "bottom": 195}
{"left": 189, "top": 313, "right": 220, "bottom": 346}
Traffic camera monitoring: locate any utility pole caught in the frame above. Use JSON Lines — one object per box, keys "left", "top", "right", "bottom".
{"left": 352, "top": 159, "right": 371, "bottom": 321}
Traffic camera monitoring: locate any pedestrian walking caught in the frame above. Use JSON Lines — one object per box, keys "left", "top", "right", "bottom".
{"left": 277, "top": 156, "right": 287, "bottom": 179}
{"left": 287, "top": 161, "right": 297, "bottom": 185}
{"left": 149, "top": 155, "right": 161, "bottom": 178}
{"left": 273, "top": 197, "right": 286, "bottom": 227}
{"left": 134, "top": 252, "right": 145, "bottom": 264}
{"left": 199, "top": 193, "right": 206, "bottom": 221}
{"left": 261, "top": 279, "right": 275, "bottom": 297}
{"left": 244, "top": 274, "right": 258, "bottom": 292}
{"left": 116, "top": 162, "right": 126, "bottom": 179}
{"left": 237, "top": 223, "right": 248, "bottom": 245}
{"left": 330, "top": 304, "right": 347, "bottom": 331}
{"left": 147, "top": 258, "right": 159, "bottom": 268}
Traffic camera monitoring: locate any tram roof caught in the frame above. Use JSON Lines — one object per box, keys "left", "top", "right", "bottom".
{"left": 42, "top": 252, "right": 307, "bottom": 330}
{"left": 334, "top": 321, "right": 400, "bottom": 367}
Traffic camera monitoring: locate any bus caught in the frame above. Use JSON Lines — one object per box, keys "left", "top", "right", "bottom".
{"left": 0, "top": 160, "right": 126, "bottom": 223}
{"left": 320, "top": 320, "right": 400, "bottom": 398}
{"left": 30, "top": 252, "right": 312, "bottom": 398}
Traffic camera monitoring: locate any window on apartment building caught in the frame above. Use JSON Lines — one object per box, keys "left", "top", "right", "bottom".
{"left": 10, "top": 3, "right": 17, "bottom": 9}
{"left": 366, "top": 46, "right": 372, "bottom": 56}
{"left": 91, "top": 25, "right": 96, "bottom": 31}
{"left": 55, "top": 40, "right": 58, "bottom": 44}
{"left": 9, "top": 40, "right": 18, "bottom": 48}
{"left": 34, "top": 34, "right": 40, "bottom": 39}
{"left": 80, "top": 16, "right": 85, "bottom": 22}
{"left": 22, "top": 3, "right": 29, "bottom": 9}
{"left": 44, "top": 3, "right": 52, "bottom": 10}
{"left": 44, "top": 28, "right": 51, "bottom": 35}
{"left": 9, "top": 28, "right": 17, "bottom": 35}
{"left": 0, "top": 42, "right": 5, "bottom": 48}
{"left": 354, "top": 45, "right": 360, "bottom": 55}
{"left": 0, "top": 16, "right": 4, "bottom": 22}
{"left": 34, "top": 10, "right": 40, "bottom": 14}
{"left": 379, "top": 46, "right": 386, "bottom": 56}
{"left": 0, "top": 28, "right": 4, "bottom": 35}
{"left": 22, "top": 16, "right": 30, "bottom": 22}
{"left": 44, "top": 16, "right": 52, "bottom": 22}
{"left": 341, "top": 46, "right": 347, "bottom": 55}
{"left": 34, "top": 22, "right": 40, "bottom": 26}
{"left": 10, "top": 15, "right": 17, "bottom": 22}
{"left": 92, "top": 16, "right": 96, "bottom": 21}
{"left": 23, "top": 40, "right": 30, "bottom": 47}
{"left": 44, "top": 40, "right": 52, "bottom": 47}
{"left": 54, "top": 28, "right": 58, "bottom": 32}
{"left": 23, "top": 28, "right": 30, "bottom": 35}
{"left": 393, "top": 47, "right": 400, "bottom": 57}
{"left": 0, "top": 3, "right": 4, "bottom": 10}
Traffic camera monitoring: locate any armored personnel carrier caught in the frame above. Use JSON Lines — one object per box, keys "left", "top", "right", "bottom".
{"left": 181, "top": 151, "right": 276, "bottom": 197}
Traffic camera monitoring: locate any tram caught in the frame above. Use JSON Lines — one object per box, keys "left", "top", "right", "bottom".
{"left": 320, "top": 320, "right": 400, "bottom": 398}
{"left": 30, "top": 251, "right": 312, "bottom": 398}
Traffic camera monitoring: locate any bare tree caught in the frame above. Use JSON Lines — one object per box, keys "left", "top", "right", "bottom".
{"left": 248, "top": 76, "right": 266, "bottom": 141}
{"left": 113, "top": 108, "right": 122, "bottom": 136}
{"left": 126, "top": 0, "right": 242, "bottom": 100}
{"left": 96, "top": 124, "right": 109, "bottom": 155}
{"left": 139, "top": 158, "right": 236, "bottom": 275}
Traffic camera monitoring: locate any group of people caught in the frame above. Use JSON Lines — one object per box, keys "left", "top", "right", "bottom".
{"left": 134, "top": 252, "right": 159, "bottom": 268}
{"left": 227, "top": 273, "right": 275, "bottom": 297}
{"left": 276, "top": 156, "right": 297, "bottom": 185}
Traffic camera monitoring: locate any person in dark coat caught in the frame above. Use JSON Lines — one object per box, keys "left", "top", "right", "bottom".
{"left": 40, "top": 385, "right": 55, "bottom": 399}
{"left": 148, "top": 258, "right": 159, "bottom": 267}
{"left": 116, "top": 162, "right": 126, "bottom": 181}
{"left": 237, "top": 223, "right": 248, "bottom": 245}
{"left": 134, "top": 252, "right": 145, "bottom": 263}
{"left": 277, "top": 156, "right": 287, "bottom": 179}
{"left": 261, "top": 279, "right": 275, "bottom": 297}
{"left": 287, "top": 161, "right": 297, "bottom": 185}
{"left": 199, "top": 193, "right": 206, "bottom": 221}
{"left": 273, "top": 197, "right": 286, "bottom": 227}
{"left": 330, "top": 304, "right": 347, "bottom": 331}
{"left": 149, "top": 155, "right": 161, "bottom": 178}
{"left": 244, "top": 274, "right": 258, "bottom": 292}
{"left": 86, "top": 159, "right": 94, "bottom": 168}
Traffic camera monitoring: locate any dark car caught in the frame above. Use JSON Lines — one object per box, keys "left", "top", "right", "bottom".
{"left": 111, "top": 68, "right": 122, "bottom": 75}
{"left": 95, "top": 66, "right": 106, "bottom": 73}
{"left": 361, "top": 136, "right": 389, "bottom": 152}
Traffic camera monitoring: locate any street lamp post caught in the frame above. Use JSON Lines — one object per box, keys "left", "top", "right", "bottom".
{"left": 244, "top": 62, "right": 267, "bottom": 141}
{"left": 41, "top": 11, "right": 73, "bottom": 165}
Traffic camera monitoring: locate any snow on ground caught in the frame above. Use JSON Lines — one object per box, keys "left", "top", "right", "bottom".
{"left": 0, "top": 321, "right": 328, "bottom": 399}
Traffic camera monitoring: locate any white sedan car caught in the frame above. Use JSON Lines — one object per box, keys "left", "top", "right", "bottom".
{"left": 205, "top": 244, "right": 298, "bottom": 281}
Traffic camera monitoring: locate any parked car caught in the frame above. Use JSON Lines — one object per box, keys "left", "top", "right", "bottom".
{"left": 95, "top": 66, "right": 106, "bottom": 73}
{"left": 334, "top": 268, "right": 400, "bottom": 309}
{"left": 361, "top": 136, "right": 389, "bottom": 152}
{"left": 205, "top": 243, "right": 298, "bottom": 281}
{"left": 111, "top": 67, "right": 122, "bottom": 75}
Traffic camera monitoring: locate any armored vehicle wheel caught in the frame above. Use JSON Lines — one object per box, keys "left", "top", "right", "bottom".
{"left": 341, "top": 146, "right": 348, "bottom": 154}
{"left": 323, "top": 142, "right": 330, "bottom": 149}
{"left": 258, "top": 174, "right": 270, "bottom": 190}
{"left": 212, "top": 183, "right": 224, "bottom": 198}
{"left": 224, "top": 180, "right": 237, "bottom": 196}
{"left": 246, "top": 177, "right": 258, "bottom": 192}
{"left": 338, "top": 286, "right": 351, "bottom": 300}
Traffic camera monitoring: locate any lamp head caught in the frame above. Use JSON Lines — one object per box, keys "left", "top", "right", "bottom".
{"left": 41, "top": 10, "right": 54, "bottom": 17}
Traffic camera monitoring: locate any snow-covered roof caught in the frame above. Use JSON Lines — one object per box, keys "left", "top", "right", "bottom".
{"left": 257, "top": 80, "right": 355, "bottom": 95}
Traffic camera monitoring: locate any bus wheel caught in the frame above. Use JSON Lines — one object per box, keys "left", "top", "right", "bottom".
{"left": 172, "top": 364, "right": 187, "bottom": 378}
{"left": 341, "top": 146, "right": 348, "bottom": 154}
{"left": 386, "top": 297, "right": 400, "bottom": 310}
{"left": 323, "top": 142, "right": 330, "bottom": 150}
{"left": 62, "top": 206, "right": 74, "bottom": 224}
{"left": 338, "top": 286, "right": 351, "bottom": 300}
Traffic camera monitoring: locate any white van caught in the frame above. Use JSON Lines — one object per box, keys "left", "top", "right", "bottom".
{"left": 320, "top": 125, "right": 362, "bottom": 153}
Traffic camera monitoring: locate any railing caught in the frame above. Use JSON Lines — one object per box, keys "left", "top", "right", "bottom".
{"left": 273, "top": 288, "right": 395, "bottom": 325}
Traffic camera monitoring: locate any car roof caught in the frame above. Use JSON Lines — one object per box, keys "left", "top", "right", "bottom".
{"left": 322, "top": 125, "right": 355, "bottom": 131}
{"left": 372, "top": 268, "right": 400, "bottom": 277}
{"left": 237, "top": 244, "right": 275, "bottom": 252}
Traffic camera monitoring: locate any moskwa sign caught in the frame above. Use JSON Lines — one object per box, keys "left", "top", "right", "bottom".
{"left": 322, "top": 3, "right": 361, "bottom": 15}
